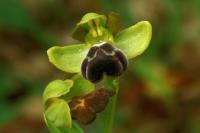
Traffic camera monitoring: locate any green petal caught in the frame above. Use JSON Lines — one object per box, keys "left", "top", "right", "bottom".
{"left": 44, "top": 99, "right": 72, "bottom": 128}
{"left": 114, "top": 21, "right": 152, "bottom": 59}
{"left": 43, "top": 80, "right": 73, "bottom": 106}
{"left": 47, "top": 44, "right": 89, "bottom": 73}
{"left": 65, "top": 74, "right": 95, "bottom": 100}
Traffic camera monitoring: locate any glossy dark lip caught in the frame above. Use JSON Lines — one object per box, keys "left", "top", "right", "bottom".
{"left": 81, "top": 42, "right": 128, "bottom": 83}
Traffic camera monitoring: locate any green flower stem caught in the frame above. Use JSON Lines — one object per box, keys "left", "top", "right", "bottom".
{"left": 97, "top": 77, "right": 119, "bottom": 133}
{"left": 103, "top": 76, "right": 119, "bottom": 133}
{"left": 88, "top": 76, "right": 119, "bottom": 133}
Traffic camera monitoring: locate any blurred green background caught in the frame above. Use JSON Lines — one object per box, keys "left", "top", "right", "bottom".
{"left": 0, "top": 0, "right": 200, "bottom": 133}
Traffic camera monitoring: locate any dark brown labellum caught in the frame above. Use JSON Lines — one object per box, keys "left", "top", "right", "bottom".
{"left": 69, "top": 88, "right": 115, "bottom": 125}
{"left": 81, "top": 42, "right": 128, "bottom": 83}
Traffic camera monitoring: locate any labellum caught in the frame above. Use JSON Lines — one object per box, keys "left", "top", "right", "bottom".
{"left": 81, "top": 42, "right": 128, "bottom": 83}
{"left": 69, "top": 88, "right": 115, "bottom": 125}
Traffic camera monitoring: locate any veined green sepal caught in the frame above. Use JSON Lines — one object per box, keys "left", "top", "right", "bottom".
{"left": 72, "top": 13, "right": 106, "bottom": 42}
{"left": 47, "top": 44, "right": 89, "bottom": 73}
{"left": 114, "top": 21, "right": 152, "bottom": 59}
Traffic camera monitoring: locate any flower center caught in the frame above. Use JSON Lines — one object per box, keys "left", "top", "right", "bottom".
{"left": 88, "top": 19, "right": 103, "bottom": 37}
{"left": 85, "top": 19, "right": 114, "bottom": 45}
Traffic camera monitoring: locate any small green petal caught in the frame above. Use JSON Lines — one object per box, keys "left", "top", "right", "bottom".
{"left": 44, "top": 99, "right": 72, "bottom": 128}
{"left": 47, "top": 44, "right": 89, "bottom": 73}
{"left": 114, "top": 21, "right": 152, "bottom": 59}
{"left": 43, "top": 80, "right": 73, "bottom": 106}
{"left": 65, "top": 74, "right": 95, "bottom": 100}
{"left": 106, "top": 12, "right": 121, "bottom": 35}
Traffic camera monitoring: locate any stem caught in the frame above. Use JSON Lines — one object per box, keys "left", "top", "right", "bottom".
{"left": 88, "top": 76, "right": 119, "bottom": 133}
{"left": 103, "top": 76, "right": 119, "bottom": 133}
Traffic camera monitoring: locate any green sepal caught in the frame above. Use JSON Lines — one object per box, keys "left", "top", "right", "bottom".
{"left": 47, "top": 44, "right": 89, "bottom": 73}
{"left": 43, "top": 80, "right": 73, "bottom": 106}
{"left": 78, "top": 13, "right": 106, "bottom": 26}
{"left": 65, "top": 74, "right": 95, "bottom": 100}
{"left": 72, "top": 12, "right": 106, "bottom": 41}
{"left": 44, "top": 99, "right": 72, "bottom": 128}
{"left": 114, "top": 21, "right": 152, "bottom": 59}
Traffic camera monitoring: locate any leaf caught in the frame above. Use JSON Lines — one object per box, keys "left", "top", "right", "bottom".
{"left": 47, "top": 44, "right": 89, "bottom": 73}
{"left": 130, "top": 59, "right": 175, "bottom": 107}
{"left": 65, "top": 74, "right": 95, "bottom": 100}
{"left": 43, "top": 80, "right": 73, "bottom": 106}
{"left": 44, "top": 99, "right": 72, "bottom": 128}
{"left": 114, "top": 21, "right": 152, "bottom": 59}
{"left": 44, "top": 116, "right": 84, "bottom": 133}
{"left": 0, "top": 0, "right": 53, "bottom": 48}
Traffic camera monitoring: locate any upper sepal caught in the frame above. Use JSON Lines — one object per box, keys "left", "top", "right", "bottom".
{"left": 114, "top": 21, "right": 152, "bottom": 59}
{"left": 72, "top": 13, "right": 106, "bottom": 42}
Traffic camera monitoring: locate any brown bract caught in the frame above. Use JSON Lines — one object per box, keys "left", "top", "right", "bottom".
{"left": 69, "top": 88, "right": 115, "bottom": 124}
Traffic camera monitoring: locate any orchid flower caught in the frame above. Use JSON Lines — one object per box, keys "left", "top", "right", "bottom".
{"left": 43, "top": 12, "right": 152, "bottom": 133}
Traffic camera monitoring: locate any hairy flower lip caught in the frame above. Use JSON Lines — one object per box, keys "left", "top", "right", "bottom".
{"left": 81, "top": 42, "right": 128, "bottom": 83}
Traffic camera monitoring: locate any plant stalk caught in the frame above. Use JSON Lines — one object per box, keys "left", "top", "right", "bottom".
{"left": 103, "top": 76, "right": 119, "bottom": 133}
{"left": 88, "top": 76, "right": 119, "bottom": 133}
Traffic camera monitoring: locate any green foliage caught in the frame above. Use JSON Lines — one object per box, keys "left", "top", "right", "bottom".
{"left": 0, "top": 0, "right": 53, "bottom": 48}
{"left": 131, "top": 60, "right": 175, "bottom": 107}
{"left": 0, "top": 65, "right": 44, "bottom": 124}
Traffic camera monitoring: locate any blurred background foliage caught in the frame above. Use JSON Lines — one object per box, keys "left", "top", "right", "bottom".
{"left": 0, "top": 0, "right": 200, "bottom": 133}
